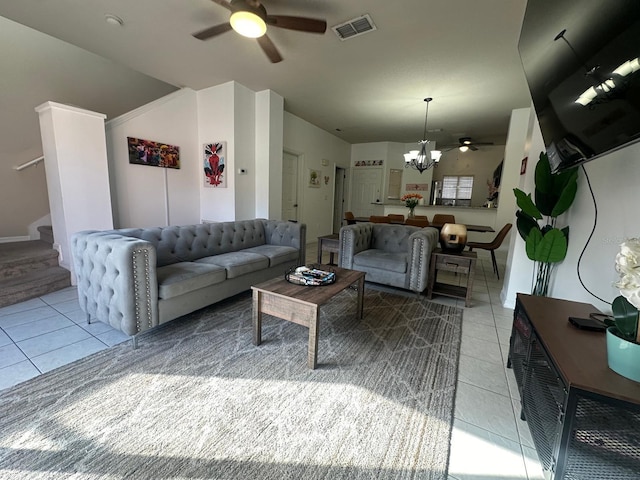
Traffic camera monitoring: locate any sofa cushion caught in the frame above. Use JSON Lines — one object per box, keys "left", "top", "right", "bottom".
{"left": 195, "top": 252, "right": 270, "bottom": 279}
{"left": 354, "top": 249, "right": 408, "bottom": 273}
{"left": 157, "top": 262, "right": 227, "bottom": 300}
{"left": 242, "top": 244, "right": 299, "bottom": 267}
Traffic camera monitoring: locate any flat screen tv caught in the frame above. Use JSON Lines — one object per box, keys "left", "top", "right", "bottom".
{"left": 518, "top": 0, "right": 640, "bottom": 172}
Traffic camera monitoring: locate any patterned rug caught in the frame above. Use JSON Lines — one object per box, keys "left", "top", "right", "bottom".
{"left": 0, "top": 288, "right": 463, "bottom": 479}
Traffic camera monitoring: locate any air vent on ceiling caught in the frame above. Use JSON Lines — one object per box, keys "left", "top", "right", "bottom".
{"left": 331, "top": 14, "right": 376, "bottom": 41}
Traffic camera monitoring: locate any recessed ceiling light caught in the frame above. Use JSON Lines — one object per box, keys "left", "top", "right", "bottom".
{"left": 104, "top": 14, "right": 124, "bottom": 26}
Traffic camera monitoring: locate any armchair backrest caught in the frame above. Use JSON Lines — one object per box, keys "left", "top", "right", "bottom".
{"left": 371, "top": 224, "right": 420, "bottom": 253}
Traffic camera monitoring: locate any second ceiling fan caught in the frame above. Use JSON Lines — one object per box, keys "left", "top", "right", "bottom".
{"left": 192, "top": 0, "right": 327, "bottom": 63}
{"left": 456, "top": 137, "right": 494, "bottom": 152}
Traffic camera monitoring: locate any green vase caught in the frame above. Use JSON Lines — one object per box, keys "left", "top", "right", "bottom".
{"left": 606, "top": 327, "right": 640, "bottom": 383}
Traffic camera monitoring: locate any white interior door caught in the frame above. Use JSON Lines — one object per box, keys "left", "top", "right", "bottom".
{"left": 351, "top": 168, "right": 382, "bottom": 218}
{"left": 282, "top": 152, "right": 299, "bottom": 222}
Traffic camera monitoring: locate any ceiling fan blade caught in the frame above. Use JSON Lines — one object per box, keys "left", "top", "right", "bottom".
{"left": 266, "top": 15, "right": 327, "bottom": 33}
{"left": 211, "top": 0, "right": 235, "bottom": 11}
{"left": 192, "top": 23, "right": 233, "bottom": 40}
{"left": 257, "top": 34, "right": 283, "bottom": 63}
{"left": 469, "top": 145, "right": 479, "bottom": 151}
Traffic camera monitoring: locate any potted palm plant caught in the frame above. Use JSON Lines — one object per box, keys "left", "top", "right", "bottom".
{"left": 606, "top": 239, "right": 640, "bottom": 382}
{"left": 513, "top": 152, "right": 579, "bottom": 296}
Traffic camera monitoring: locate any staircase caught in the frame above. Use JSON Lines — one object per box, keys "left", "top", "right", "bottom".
{"left": 0, "top": 226, "right": 71, "bottom": 308}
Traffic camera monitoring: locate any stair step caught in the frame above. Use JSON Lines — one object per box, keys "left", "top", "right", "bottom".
{"left": 0, "top": 266, "right": 71, "bottom": 308}
{"left": 38, "top": 225, "right": 54, "bottom": 245}
{"left": 0, "top": 240, "right": 59, "bottom": 281}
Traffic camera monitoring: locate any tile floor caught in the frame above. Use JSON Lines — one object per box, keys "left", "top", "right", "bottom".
{"left": 0, "top": 243, "right": 543, "bottom": 480}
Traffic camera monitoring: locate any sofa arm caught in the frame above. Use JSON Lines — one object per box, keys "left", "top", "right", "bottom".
{"left": 338, "top": 223, "right": 373, "bottom": 269}
{"left": 407, "top": 227, "right": 439, "bottom": 292}
{"left": 261, "top": 219, "right": 307, "bottom": 265}
{"left": 71, "top": 231, "right": 159, "bottom": 336}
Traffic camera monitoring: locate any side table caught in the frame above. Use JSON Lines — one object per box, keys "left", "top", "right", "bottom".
{"left": 426, "top": 249, "right": 477, "bottom": 307}
{"left": 317, "top": 234, "right": 340, "bottom": 265}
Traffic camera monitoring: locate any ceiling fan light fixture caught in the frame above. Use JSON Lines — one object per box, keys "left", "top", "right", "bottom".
{"left": 230, "top": 11, "right": 266, "bottom": 38}
{"left": 459, "top": 145, "right": 469, "bottom": 153}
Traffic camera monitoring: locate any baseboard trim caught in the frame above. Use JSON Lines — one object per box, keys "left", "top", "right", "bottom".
{"left": 0, "top": 236, "right": 30, "bottom": 244}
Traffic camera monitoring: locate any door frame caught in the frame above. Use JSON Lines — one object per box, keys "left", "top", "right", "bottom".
{"left": 282, "top": 150, "right": 304, "bottom": 223}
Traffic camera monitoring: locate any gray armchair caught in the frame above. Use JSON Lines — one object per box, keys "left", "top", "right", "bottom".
{"left": 338, "top": 223, "right": 439, "bottom": 293}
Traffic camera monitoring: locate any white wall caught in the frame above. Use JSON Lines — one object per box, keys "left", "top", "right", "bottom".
{"left": 501, "top": 105, "right": 640, "bottom": 313}
{"left": 501, "top": 107, "right": 539, "bottom": 308}
{"left": 551, "top": 140, "right": 640, "bottom": 313}
{"left": 106, "top": 89, "right": 200, "bottom": 228}
{"left": 283, "top": 112, "right": 351, "bottom": 241}
{"left": 197, "top": 83, "right": 238, "bottom": 222}
{"left": 255, "top": 90, "right": 284, "bottom": 220}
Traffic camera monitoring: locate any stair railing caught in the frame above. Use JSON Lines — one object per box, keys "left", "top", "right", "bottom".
{"left": 14, "top": 156, "right": 44, "bottom": 171}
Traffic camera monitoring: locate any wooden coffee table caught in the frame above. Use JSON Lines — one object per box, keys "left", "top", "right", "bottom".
{"left": 252, "top": 265, "right": 365, "bottom": 369}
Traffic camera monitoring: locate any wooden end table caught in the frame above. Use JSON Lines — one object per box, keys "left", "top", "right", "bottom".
{"left": 426, "top": 248, "right": 477, "bottom": 307}
{"left": 252, "top": 265, "right": 365, "bottom": 369}
{"left": 317, "top": 234, "right": 340, "bottom": 265}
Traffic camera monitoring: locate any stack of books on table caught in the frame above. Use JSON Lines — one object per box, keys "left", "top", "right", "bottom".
{"left": 287, "top": 266, "right": 336, "bottom": 286}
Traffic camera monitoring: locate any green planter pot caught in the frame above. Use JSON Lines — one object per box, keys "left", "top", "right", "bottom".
{"left": 606, "top": 327, "right": 640, "bottom": 383}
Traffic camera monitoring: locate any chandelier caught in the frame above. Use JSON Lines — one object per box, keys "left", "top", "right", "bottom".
{"left": 404, "top": 98, "right": 442, "bottom": 173}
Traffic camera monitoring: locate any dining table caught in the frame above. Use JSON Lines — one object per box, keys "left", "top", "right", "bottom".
{"left": 353, "top": 217, "right": 494, "bottom": 233}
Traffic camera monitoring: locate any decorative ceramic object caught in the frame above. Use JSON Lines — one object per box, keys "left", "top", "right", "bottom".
{"left": 606, "top": 327, "right": 640, "bottom": 382}
{"left": 439, "top": 223, "right": 467, "bottom": 253}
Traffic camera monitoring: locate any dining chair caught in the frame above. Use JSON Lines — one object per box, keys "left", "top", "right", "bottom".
{"left": 405, "top": 218, "right": 430, "bottom": 227}
{"left": 369, "top": 215, "right": 390, "bottom": 223}
{"left": 432, "top": 214, "right": 456, "bottom": 225}
{"left": 467, "top": 223, "right": 513, "bottom": 279}
{"left": 344, "top": 211, "right": 356, "bottom": 225}
{"left": 387, "top": 214, "right": 405, "bottom": 223}
{"left": 411, "top": 215, "right": 428, "bottom": 221}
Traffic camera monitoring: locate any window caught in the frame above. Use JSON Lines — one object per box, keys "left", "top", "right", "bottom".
{"left": 441, "top": 176, "right": 473, "bottom": 204}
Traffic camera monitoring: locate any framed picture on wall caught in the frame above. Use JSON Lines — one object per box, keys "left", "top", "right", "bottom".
{"left": 127, "top": 137, "right": 180, "bottom": 169}
{"left": 203, "top": 141, "right": 226, "bottom": 188}
{"left": 308, "top": 168, "right": 321, "bottom": 188}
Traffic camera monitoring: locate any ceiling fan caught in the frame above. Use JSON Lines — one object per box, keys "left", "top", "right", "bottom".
{"left": 192, "top": 0, "right": 327, "bottom": 63}
{"left": 455, "top": 137, "right": 494, "bottom": 152}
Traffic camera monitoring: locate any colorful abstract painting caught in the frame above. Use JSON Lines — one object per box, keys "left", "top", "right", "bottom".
{"left": 127, "top": 137, "right": 180, "bottom": 169}
{"left": 203, "top": 142, "right": 226, "bottom": 188}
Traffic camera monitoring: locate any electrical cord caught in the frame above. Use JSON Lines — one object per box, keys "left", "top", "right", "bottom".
{"left": 576, "top": 165, "right": 611, "bottom": 305}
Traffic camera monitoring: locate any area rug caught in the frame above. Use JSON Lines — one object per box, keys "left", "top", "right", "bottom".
{"left": 0, "top": 288, "right": 463, "bottom": 479}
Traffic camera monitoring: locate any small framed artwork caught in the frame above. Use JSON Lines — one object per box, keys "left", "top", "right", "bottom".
{"left": 308, "top": 168, "right": 321, "bottom": 187}
{"left": 520, "top": 157, "right": 528, "bottom": 175}
{"left": 203, "top": 142, "right": 226, "bottom": 188}
{"left": 127, "top": 137, "right": 180, "bottom": 169}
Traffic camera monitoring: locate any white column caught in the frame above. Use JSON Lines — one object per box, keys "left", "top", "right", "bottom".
{"left": 255, "top": 89, "right": 284, "bottom": 219}
{"left": 35, "top": 102, "right": 114, "bottom": 283}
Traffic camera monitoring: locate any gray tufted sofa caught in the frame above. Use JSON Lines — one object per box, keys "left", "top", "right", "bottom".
{"left": 71, "top": 219, "right": 305, "bottom": 346}
{"left": 338, "top": 223, "right": 438, "bottom": 293}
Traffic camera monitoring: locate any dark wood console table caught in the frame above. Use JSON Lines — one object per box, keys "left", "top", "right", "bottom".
{"left": 509, "top": 294, "right": 640, "bottom": 479}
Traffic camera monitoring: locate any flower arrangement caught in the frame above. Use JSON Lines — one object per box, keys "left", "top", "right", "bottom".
{"left": 400, "top": 193, "right": 423, "bottom": 209}
{"left": 611, "top": 239, "right": 640, "bottom": 344}
{"left": 400, "top": 193, "right": 423, "bottom": 217}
